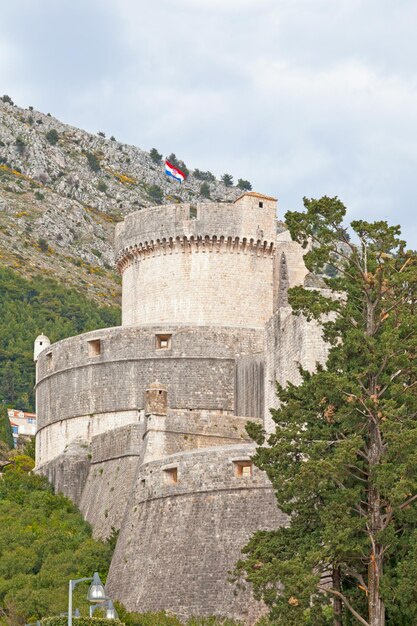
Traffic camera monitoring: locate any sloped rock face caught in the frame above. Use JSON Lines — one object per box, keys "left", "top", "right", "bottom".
{"left": 0, "top": 99, "right": 240, "bottom": 304}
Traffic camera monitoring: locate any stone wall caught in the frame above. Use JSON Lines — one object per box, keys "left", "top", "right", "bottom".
{"left": 115, "top": 199, "right": 277, "bottom": 327}
{"left": 106, "top": 445, "right": 287, "bottom": 624}
{"left": 35, "top": 325, "right": 264, "bottom": 465}
{"left": 79, "top": 424, "right": 144, "bottom": 538}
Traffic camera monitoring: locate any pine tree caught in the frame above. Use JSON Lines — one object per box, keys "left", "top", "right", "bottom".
{"left": 237, "top": 197, "right": 417, "bottom": 626}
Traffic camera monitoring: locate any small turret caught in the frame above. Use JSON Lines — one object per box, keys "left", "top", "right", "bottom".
{"left": 34, "top": 334, "right": 50, "bottom": 362}
{"left": 145, "top": 381, "right": 168, "bottom": 416}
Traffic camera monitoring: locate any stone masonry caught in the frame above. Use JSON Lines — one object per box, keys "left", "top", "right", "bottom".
{"left": 35, "top": 192, "right": 329, "bottom": 624}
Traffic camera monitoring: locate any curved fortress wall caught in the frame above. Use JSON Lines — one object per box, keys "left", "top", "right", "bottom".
{"left": 106, "top": 445, "right": 287, "bottom": 624}
{"left": 35, "top": 325, "right": 264, "bottom": 466}
{"left": 115, "top": 196, "right": 277, "bottom": 327}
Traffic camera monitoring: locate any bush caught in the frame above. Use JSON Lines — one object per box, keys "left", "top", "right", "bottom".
{"left": 199, "top": 182, "right": 210, "bottom": 199}
{"left": 98, "top": 131, "right": 106, "bottom": 137}
{"left": 110, "top": 136, "right": 116, "bottom": 141}
{"left": 221, "top": 174, "right": 233, "bottom": 187}
{"left": 149, "top": 148, "right": 162, "bottom": 165}
{"left": 193, "top": 169, "right": 215, "bottom": 182}
{"left": 42, "top": 619, "right": 123, "bottom": 626}
{"left": 35, "top": 191, "right": 45, "bottom": 200}
{"left": 38, "top": 237, "right": 49, "bottom": 253}
{"left": 237, "top": 179, "right": 252, "bottom": 191}
{"left": 15, "top": 136, "right": 26, "bottom": 155}
{"left": 97, "top": 181, "right": 108, "bottom": 193}
{"left": 147, "top": 185, "right": 164, "bottom": 205}
{"left": 85, "top": 152, "right": 101, "bottom": 172}
{"left": 45, "top": 129, "right": 59, "bottom": 145}
{"left": 1, "top": 94, "right": 14, "bottom": 105}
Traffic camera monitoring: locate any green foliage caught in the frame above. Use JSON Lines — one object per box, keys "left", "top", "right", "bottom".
{"left": 42, "top": 618, "right": 123, "bottom": 626}
{"left": 149, "top": 148, "right": 162, "bottom": 165}
{"left": 38, "top": 238, "right": 49, "bottom": 253}
{"left": 237, "top": 197, "right": 417, "bottom": 626}
{"left": 45, "top": 129, "right": 59, "bottom": 145}
{"left": 199, "top": 182, "right": 210, "bottom": 199}
{"left": 147, "top": 185, "right": 164, "bottom": 205}
{"left": 115, "top": 605, "right": 241, "bottom": 626}
{"left": 97, "top": 131, "right": 106, "bottom": 138}
{"left": 0, "top": 468, "right": 114, "bottom": 624}
{"left": 1, "top": 95, "right": 14, "bottom": 105}
{"left": 236, "top": 179, "right": 252, "bottom": 191}
{"left": 221, "top": 174, "right": 233, "bottom": 187}
{"left": 166, "top": 154, "right": 189, "bottom": 177}
{"left": 15, "top": 137, "right": 26, "bottom": 155}
{"left": 193, "top": 169, "right": 215, "bottom": 182}
{"left": 35, "top": 191, "right": 45, "bottom": 201}
{"left": 85, "top": 152, "right": 101, "bottom": 173}
{"left": 0, "top": 266, "right": 120, "bottom": 411}
{"left": 97, "top": 181, "right": 107, "bottom": 193}
{"left": 0, "top": 404, "right": 13, "bottom": 450}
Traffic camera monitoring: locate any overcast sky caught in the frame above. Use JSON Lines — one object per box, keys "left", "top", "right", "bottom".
{"left": 1, "top": 0, "right": 416, "bottom": 246}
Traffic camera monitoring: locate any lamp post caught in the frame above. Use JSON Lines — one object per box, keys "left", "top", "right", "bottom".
{"left": 68, "top": 572, "right": 106, "bottom": 626}
{"left": 90, "top": 600, "right": 119, "bottom": 620}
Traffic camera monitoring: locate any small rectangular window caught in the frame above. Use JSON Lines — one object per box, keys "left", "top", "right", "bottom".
{"left": 156, "top": 334, "right": 172, "bottom": 350}
{"left": 88, "top": 339, "right": 101, "bottom": 357}
{"left": 46, "top": 352, "right": 52, "bottom": 369}
{"left": 259, "top": 201, "right": 263, "bottom": 208}
{"left": 234, "top": 461, "right": 253, "bottom": 478}
{"left": 189, "top": 205, "right": 197, "bottom": 219}
{"left": 163, "top": 467, "right": 178, "bottom": 485}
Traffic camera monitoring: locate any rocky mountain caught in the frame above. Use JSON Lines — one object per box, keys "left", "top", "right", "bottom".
{"left": 0, "top": 98, "right": 241, "bottom": 305}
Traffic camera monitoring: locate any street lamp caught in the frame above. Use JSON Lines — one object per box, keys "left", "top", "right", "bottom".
{"left": 68, "top": 572, "right": 106, "bottom": 626}
{"left": 90, "top": 599, "right": 119, "bottom": 620}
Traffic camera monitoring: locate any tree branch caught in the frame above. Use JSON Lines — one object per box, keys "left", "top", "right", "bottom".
{"left": 317, "top": 585, "right": 370, "bottom": 626}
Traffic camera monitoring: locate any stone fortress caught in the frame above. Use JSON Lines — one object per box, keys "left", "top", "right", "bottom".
{"left": 34, "top": 192, "right": 328, "bottom": 624}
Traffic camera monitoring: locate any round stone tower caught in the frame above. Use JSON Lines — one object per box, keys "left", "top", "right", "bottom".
{"left": 115, "top": 193, "right": 277, "bottom": 327}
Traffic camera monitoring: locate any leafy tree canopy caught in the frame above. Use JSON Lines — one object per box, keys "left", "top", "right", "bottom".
{"left": 237, "top": 197, "right": 417, "bottom": 626}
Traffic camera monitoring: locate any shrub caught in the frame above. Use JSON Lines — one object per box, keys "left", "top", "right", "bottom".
{"left": 110, "top": 136, "right": 116, "bottom": 141}
{"left": 15, "top": 137, "right": 26, "bottom": 155}
{"left": 85, "top": 151, "right": 101, "bottom": 172}
{"left": 221, "top": 173, "right": 233, "bottom": 187}
{"left": 98, "top": 131, "right": 106, "bottom": 137}
{"left": 41, "top": 618, "right": 123, "bottom": 626}
{"left": 97, "top": 181, "right": 108, "bottom": 193}
{"left": 194, "top": 169, "right": 215, "bottom": 182}
{"left": 237, "top": 179, "right": 252, "bottom": 191}
{"left": 1, "top": 94, "right": 14, "bottom": 105}
{"left": 45, "top": 129, "right": 59, "bottom": 145}
{"left": 149, "top": 148, "right": 162, "bottom": 164}
{"left": 147, "top": 185, "right": 164, "bottom": 205}
{"left": 38, "top": 238, "right": 49, "bottom": 253}
{"left": 35, "top": 191, "right": 45, "bottom": 200}
{"left": 199, "top": 182, "right": 210, "bottom": 198}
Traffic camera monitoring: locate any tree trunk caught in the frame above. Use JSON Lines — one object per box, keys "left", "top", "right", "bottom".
{"left": 366, "top": 299, "right": 385, "bottom": 626}
{"left": 332, "top": 566, "right": 343, "bottom": 626}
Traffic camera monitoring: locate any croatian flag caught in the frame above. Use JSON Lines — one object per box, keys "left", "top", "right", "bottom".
{"left": 165, "top": 160, "right": 186, "bottom": 183}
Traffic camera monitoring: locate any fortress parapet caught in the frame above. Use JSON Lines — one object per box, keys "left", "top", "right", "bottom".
{"left": 115, "top": 194, "right": 278, "bottom": 327}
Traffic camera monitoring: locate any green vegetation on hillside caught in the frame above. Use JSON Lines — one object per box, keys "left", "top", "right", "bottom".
{"left": 0, "top": 466, "right": 113, "bottom": 625}
{"left": 0, "top": 266, "right": 120, "bottom": 411}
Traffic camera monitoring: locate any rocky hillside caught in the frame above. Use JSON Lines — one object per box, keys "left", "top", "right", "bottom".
{"left": 0, "top": 98, "right": 241, "bottom": 305}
